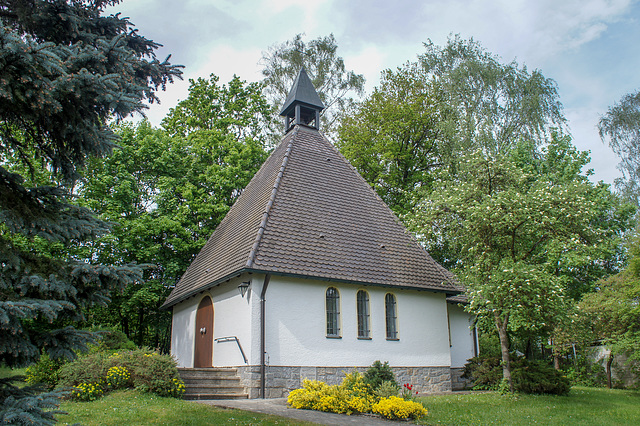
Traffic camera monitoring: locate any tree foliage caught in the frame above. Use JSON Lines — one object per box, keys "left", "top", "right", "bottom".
{"left": 338, "top": 35, "right": 566, "bottom": 216}
{"left": 260, "top": 33, "right": 365, "bottom": 135}
{"left": 599, "top": 90, "right": 640, "bottom": 206}
{"left": 419, "top": 35, "right": 566, "bottom": 154}
{"left": 571, "top": 233, "right": 640, "bottom": 387}
{"left": 337, "top": 65, "right": 453, "bottom": 215}
{"left": 0, "top": 0, "right": 181, "bottom": 420}
{"left": 409, "top": 137, "right": 627, "bottom": 391}
{"left": 79, "top": 75, "right": 269, "bottom": 348}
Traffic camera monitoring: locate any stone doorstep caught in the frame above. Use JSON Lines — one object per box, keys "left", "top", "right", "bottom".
{"left": 184, "top": 393, "right": 248, "bottom": 400}
{"left": 181, "top": 377, "right": 243, "bottom": 385}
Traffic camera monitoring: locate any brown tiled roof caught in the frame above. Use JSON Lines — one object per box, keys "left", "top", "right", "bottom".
{"left": 163, "top": 125, "right": 462, "bottom": 308}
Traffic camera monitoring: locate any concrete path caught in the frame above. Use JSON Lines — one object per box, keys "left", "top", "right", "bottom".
{"left": 200, "top": 398, "right": 408, "bottom": 425}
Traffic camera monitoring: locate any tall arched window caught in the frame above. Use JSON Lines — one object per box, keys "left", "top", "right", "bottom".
{"left": 356, "top": 290, "right": 370, "bottom": 339}
{"left": 385, "top": 293, "right": 398, "bottom": 340}
{"left": 326, "top": 287, "right": 341, "bottom": 337}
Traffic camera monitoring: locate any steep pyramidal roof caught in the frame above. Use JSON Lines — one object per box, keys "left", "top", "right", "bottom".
{"left": 163, "top": 125, "right": 461, "bottom": 308}
{"left": 279, "top": 67, "right": 325, "bottom": 116}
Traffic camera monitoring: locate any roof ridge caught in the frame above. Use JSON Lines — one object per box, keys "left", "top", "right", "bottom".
{"left": 245, "top": 126, "right": 298, "bottom": 268}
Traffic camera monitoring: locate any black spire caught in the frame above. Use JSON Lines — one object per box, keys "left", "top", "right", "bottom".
{"left": 279, "top": 67, "right": 325, "bottom": 132}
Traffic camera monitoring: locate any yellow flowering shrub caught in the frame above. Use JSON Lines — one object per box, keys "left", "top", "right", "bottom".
{"left": 288, "top": 372, "right": 386, "bottom": 416}
{"left": 372, "top": 395, "right": 428, "bottom": 420}
{"left": 106, "top": 366, "right": 131, "bottom": 389}
{"left": 72, "top": 382, "right": 105, "bottom": 402}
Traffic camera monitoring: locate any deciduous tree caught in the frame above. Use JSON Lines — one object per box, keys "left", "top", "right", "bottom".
{"left": 260, "top": 33, "right": 365, "bottom": 135}
{"left": 598, "top": 90, "right": 640, "bottom": 207}
{"left": 79, "top": 75, "right": 269, "bottom": 348}
{"left": 410, "top": 138, "right": 623, "bottom": 391}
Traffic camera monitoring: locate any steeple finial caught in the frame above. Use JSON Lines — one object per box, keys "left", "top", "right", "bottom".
{"left": 279, "top": 67, "right": 325, "bottom": 132}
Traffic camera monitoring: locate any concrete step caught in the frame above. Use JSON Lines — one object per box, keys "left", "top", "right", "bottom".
{"left": 178, "top": 367, "right": 247, "bottom": 400}
{"left": 184, "top": 385, "right": 245, "bottom": 393}
{"left": 178, "top": 368, "right": 239, "bottom": 379}
{"left": 183, "top": 392, "right": 248, "bottom": 400}
{"left": 180, "top": 376, "right": 240, "bottom": 385}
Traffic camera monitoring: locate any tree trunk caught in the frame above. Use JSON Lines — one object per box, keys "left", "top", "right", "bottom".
{"left": 551, "top": 337, "right": 560, "bottom": 370}
{"left": 606, "top": 351, "right": 614, "bottom": 389}
{"left": 494, "top": 312, "right": 513, "bottom": 392}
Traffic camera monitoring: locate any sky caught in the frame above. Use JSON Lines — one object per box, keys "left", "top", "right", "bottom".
{"left": 108, "top": 0, "right": 640, "bottom": 185}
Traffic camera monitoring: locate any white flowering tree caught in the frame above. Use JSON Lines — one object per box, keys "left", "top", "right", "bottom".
{"left": 410, "top": 138, "right": 620, "bottom": 391}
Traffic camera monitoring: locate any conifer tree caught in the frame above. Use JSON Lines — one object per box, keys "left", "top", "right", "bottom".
{"left": 0, "top": 0, "right": 181, "bottom": 422}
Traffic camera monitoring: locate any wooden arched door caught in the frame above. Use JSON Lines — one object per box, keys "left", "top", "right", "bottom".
{"left": 194, "top": 296, "right": 213, "bottom": 368}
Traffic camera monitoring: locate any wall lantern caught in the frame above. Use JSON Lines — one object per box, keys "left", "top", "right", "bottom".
{"left": 238, "top": 281, "right": 250, "bottom": 298}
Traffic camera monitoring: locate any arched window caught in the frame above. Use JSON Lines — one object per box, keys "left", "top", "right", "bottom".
{"left": 356, "top": 290, "right": 370, "bottom": 339}
{"left": 326, "top": 287, "right": 341, "bottom": 337}
{"left": 385, "top": 293, "right": 398, "bottom": 340}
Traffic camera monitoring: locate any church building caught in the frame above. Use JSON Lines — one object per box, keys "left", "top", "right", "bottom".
{"left": 162, "top": 68, "right": 477, "bottom": 398}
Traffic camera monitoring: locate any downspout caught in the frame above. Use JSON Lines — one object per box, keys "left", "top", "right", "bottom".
{"left": 260, "top": 273, "right": 271, "bottom": 398}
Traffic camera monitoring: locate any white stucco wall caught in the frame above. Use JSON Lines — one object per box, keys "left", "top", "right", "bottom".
{"left": 170, "top": 275, "right": 254, "bottom": 368}
{"left": 210, "top": 277, "right": 253, "bottom": 367}
{"left": 170, "top": 297, "right": 197, "bottom": 368}
{"left": 263, "top": 276, "right": 452, "bottom": 367}
{"left": 448, "top": 303, "right": 477, "bottom": 368}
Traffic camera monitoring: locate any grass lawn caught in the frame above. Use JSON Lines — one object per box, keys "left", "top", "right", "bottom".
{"left": 417, "top": 386, "right": 640, "bottom": 425}
{"left": 58, "top": 390, "right": 311, "bottom": 425}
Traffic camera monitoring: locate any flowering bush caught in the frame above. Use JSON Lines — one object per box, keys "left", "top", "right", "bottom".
{"left": 60, "top": 348, "right": 184, "bottom": 400}
{"left": 372, "top": 395, "right": 428, "bottom": 420}
{"left": 106, "top": 366, "right": 131, "bottom": 390}
{"left": 72, "top": 381, "right": 105, "bottom": 402}
{"left": 288, "top": 371, "right": 426, "bottom": 420}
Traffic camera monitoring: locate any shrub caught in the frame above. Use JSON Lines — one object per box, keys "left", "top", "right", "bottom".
{"left": 464, "top": 355, "right": 571, "bottom": 395}
{"left": 512, "top": 360, "right": 570, "bottom": 395}
{"left": 372, "top": 395, "right": 428, "bottom": 420}
{"left": 105, "top": 366, "right": 131, "bottom": 390}
{"left": 564, "top": 358, "right": 607, "bottom": 387}
{"left": 462, "top": 354, "right": 502, "bottom": 390}
{"left": 364, "top": 361, "right": 397, "bottom": 390}
{"left": 288, "top": 373, "right": 377, "bottom": 416}
{"left": 72, "top": 381, "right": 105, "bottom": 402}
{"left": 59, "top": 349, "right": 183, "bottom": 399}
{"left": 374, "top": 380, "right": 399, "bottom": 399}
{"left": 24, "top": 353, "right": 66, "bottom": 390}
{"left": 94, "top": 328, "right": 137, "bottom": 351}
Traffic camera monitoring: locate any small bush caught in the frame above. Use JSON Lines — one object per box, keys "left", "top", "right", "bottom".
{"left": 372, "top": 395, "right": 428, "bottom": 420}
{"left": 463, "top": 354, "right": 502, "bottom": 390}
{"left": 59, "top": 348, "right": 183, "bottom": 399}
{"left": 106, "top": 366, "right": 131, "bottom": 390}
{"left": 564, "top": 358, "right": 607, "bottom": 387}
{"left": 288, "top": 372, "right": 377, "bottom": 416}
{"left": 94, "top": 328, "right": 137, "bottom": 351}
{"left": 512, "top": 360, "right": 570, "bottom": 395}
{"left": 464, "top": 355, "right": 571, "bottom": 395}
{"left": 375, "top": 380, "right": 399, "bottom": 399}
{"left": 364, "top": 361, "right": 397, "bottom": 390}
{"left": 25, "top": 353, "right": 65, "bottom": 390}
{"left": 72, "top": 381, "right": 105, "bottom": 402}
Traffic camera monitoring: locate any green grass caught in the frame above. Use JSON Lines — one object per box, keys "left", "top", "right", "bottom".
{"left": 0, "top": 366, "right": 27, "bottom": 379}
{"left": 417, "top": 386, "right": 640, "bottom": 425}
{"left": 59, "top": 390, "right": 311, "bottom": 425}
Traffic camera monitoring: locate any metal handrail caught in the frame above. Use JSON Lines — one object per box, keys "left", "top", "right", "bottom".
{"left": 214, "top": 336, "right": 248, "bottom": 364}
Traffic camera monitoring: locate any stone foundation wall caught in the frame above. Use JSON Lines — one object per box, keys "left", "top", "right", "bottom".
{"left": 450, "top": 367, "right": 472, "bottom": 391}
{"left": 237, "top": 365, "right": 452, "bottom": 398}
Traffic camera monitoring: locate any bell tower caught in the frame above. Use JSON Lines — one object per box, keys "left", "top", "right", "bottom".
{"left": 279, "top": 67, "right": 325, "bottom": 132}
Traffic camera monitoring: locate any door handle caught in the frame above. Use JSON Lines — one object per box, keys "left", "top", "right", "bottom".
{"left": 200, "top": 327, "right": 206, "bottom": 334}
